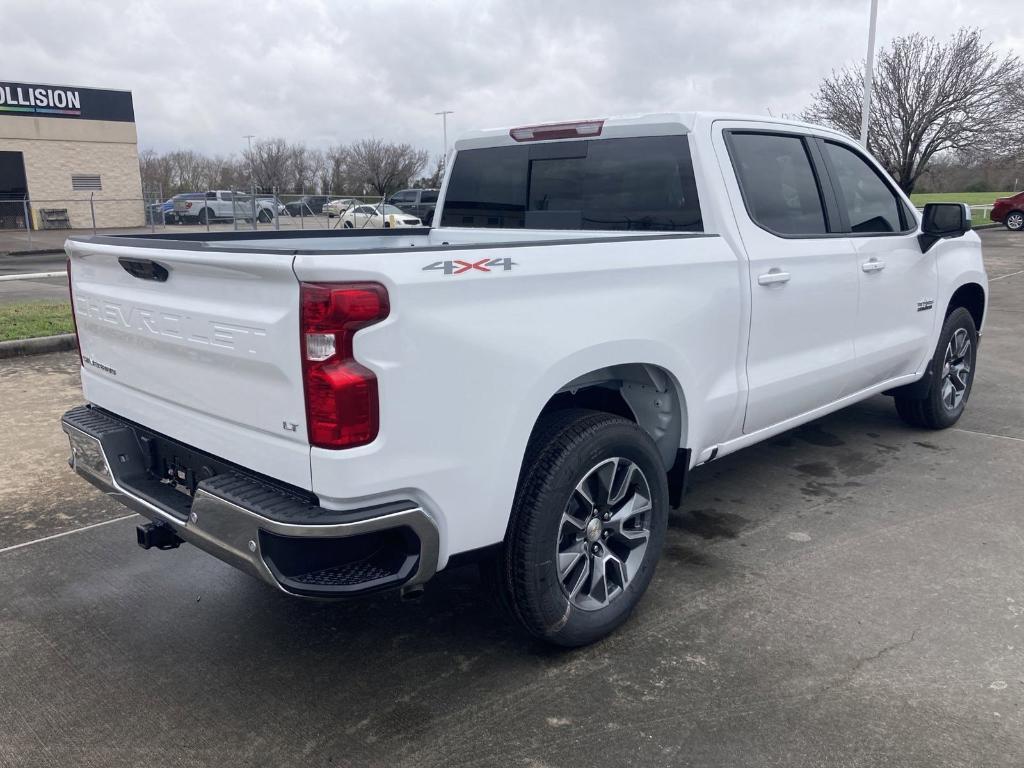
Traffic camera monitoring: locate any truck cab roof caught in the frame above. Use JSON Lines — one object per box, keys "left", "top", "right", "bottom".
{"left": 454, "top": 111, "right": 851, "bottom": 151}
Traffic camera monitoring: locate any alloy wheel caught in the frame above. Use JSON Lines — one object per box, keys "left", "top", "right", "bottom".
{"left": 941, "top": 327, "right": 972, "bottom": 410}
{"left": 555, "top": 457, "right": 652, "bottom": 611}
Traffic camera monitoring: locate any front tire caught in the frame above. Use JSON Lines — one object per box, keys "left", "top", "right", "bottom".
{"left": 491, "top": 409, "right": 669, "bottom": 647}
{"left": 1005, "top": 210, "right": 1024, "bottom": 231}
{"left": 895, "top": 307, "right": 978, "bottom": 429}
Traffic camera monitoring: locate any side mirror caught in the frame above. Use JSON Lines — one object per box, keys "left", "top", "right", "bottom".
{"left": 919, "top": 202, "right": 971, "bottom": 253}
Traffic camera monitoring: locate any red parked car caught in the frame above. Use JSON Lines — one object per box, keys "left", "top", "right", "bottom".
{"left": 991, "top": 192, "right": 1024, "bottom": 231}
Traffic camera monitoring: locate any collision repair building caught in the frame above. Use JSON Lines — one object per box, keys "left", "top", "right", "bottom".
{"left": 0, "top": 80, "right": 144, "bottom": 230}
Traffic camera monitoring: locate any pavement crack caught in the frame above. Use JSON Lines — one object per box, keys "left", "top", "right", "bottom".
{"left": 818, "top": 629, "right": 920, "bottom": 696}
{"left": 848, "top": 629, "right": 919, "bottom": 677}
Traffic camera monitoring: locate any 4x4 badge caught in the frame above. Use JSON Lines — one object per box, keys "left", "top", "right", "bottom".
{"left": 422, "top": 257, "right": 516, "bottom": 276}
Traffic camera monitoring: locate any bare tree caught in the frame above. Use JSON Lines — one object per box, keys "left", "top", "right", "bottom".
{"left": 206, "top": 154, "right": 247, "bottom": 192}
{"left": 803, "top": 29, "right": 1024, "bottom": 194}
{"left": 139, "top": 149, "right": 173, "bottom": 196}
{"left": 323, "top": 145, "right": 352, "bottom": 193}
{"left": 307, "top": 149, "right": 326, "bottom": 195}
{"left": 917, "top": 151, "right": 1024, "bottom": 194}
{"left": 165, "top": 150, "right": 216, "bottom": 193}
{"left": 288, "top": 143, "right": 314, "bottom": 193}
{"left": 348, "top": 139, "right": 429, "bottom": 196}
{"left": 413, "top": 156, "right": 445, "bottom": 189}
{"left": 243, "top": 137, "right": 292, "bottom": 193}
{"left": 139, "top": 150, "right": 250, "bottom": 196}
{"left": 139, "top": 138, "right": 433, "bottom": 198}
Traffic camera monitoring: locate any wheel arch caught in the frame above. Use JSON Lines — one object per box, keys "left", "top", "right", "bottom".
{"left": 538, "top": 362, "right": 688, "bottom": 473}
{"left": 946, "top": 281, "right": 986, "bottom": 332}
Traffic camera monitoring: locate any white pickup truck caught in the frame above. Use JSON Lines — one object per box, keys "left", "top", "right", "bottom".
{"left": 174, "top": 190, "right": 281, "bottom": 224}
{"left": 62, "top": 113, "right": 987, "bottom": 646}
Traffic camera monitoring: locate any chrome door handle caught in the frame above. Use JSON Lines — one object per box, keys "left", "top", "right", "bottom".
{"left": 862, "top": 259, "right": 886, "bottom": 273}
{"left": 757, "top": 269, "right": 791, "bottom": 286}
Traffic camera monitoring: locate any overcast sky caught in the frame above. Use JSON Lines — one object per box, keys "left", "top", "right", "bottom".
{"left": 4, "top": 0, "right": 1021, "bottom": 160}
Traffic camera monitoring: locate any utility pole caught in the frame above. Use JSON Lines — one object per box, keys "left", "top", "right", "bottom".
{"left": 434, "top": 110, "right": 453, "bottom": 172}
{"left": 859, "top": 0, "right": 879, "bottom": 148}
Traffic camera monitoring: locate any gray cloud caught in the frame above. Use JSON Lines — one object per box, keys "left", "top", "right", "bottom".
{"left": 3, "top": 0, "right": 1020, "bottom": 160}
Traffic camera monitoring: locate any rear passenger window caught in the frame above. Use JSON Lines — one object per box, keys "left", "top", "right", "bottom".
{"left": 421, "top": 190, "right": 438, "bottom": 203}
{"left": 727, "top": 133, "right": 828, "bottom": 236}
{"left": 823, "top": 141, "right": 906, "bottom": 234}
{"left": 440, "top": 136, "right": 702, "bottom": 232}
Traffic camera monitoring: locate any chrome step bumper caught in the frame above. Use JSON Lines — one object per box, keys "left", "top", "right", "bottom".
{"left": 61, "top": 406, "right": 439, "bottom": 597}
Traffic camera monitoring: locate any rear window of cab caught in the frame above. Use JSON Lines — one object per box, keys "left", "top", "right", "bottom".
{"left": 440, "top": 135, "right": 703, "bottom": 232}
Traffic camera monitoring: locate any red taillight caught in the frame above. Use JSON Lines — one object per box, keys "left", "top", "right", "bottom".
{"left": 66, "top": 258, "right": 83, "bottom": 366}
{"left": 300, "top": 282, "right": 389, "bottom": 449}
{"left": 509, "top": 119, "right": 604, "bottom": 142}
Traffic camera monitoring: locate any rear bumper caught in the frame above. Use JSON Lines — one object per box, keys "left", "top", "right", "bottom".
{"left": 60, "top": 405, "right": 439, "bottom": 597}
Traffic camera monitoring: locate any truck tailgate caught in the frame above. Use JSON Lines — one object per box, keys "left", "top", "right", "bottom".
{"left": 67, "top": 240, "right": 312, "bottom": 489}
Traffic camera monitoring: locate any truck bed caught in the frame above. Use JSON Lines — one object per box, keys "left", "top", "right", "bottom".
{"left": 66, "top": 226, "right": 732, "bottom": 517}
{"left": 79, "top": 225, "right": 688, "bottom": 254}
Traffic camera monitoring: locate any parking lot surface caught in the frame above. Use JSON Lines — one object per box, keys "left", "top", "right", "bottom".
{"left": 0, "top": 229, "right": 1022, "bottom": 767}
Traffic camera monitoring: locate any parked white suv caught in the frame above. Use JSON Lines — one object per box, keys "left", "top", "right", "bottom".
{"left": 63, "top": 113, "right": 986, "bottom": 646}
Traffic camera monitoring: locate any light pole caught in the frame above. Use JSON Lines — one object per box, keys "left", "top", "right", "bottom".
{"left": 243, "top": 134, "right": 255, "bottom": 186}
{"left": 434, "top": 110, "right": 453, "bottom": 172}
{"left": 243, "top": 134, "right": 256, "bottom": 230}
{"left": 859, "top": 0, "right": 879, "bottom": 148}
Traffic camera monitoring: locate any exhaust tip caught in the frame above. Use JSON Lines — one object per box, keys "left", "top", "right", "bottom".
{"left": 400, "top": 584, "right": 425, "bottom": 602}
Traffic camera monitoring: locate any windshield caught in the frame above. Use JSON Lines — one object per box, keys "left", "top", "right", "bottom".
{"left": 376, "top": 204, "right": 405, "bottom": 215}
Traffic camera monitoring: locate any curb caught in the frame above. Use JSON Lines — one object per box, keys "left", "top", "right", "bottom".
{"left": 0, "top": 271, "right": 66, "bottom": 282}
{"left": 0, "top": 334, "right": 77, "bottom": 359}
{"left": 3, "top": 248, "right": 65, "bottom": 257}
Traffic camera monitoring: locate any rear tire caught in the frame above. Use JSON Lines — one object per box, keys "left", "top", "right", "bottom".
{"left": 894, "top": 307, "right": 978, "bottom": 429}
{"left": 488, "top": 409, "right": 669, "bottom": 647}
{"left": 1005, "top": 210, "right": 1024, "bottom": 231}
{"left": 258, "top": 209, "right": 273, "bottom": 223}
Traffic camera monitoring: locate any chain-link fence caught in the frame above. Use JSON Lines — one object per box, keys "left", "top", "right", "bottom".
{"left": 0, "top": 189, "right": 433, "bottom": 245}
